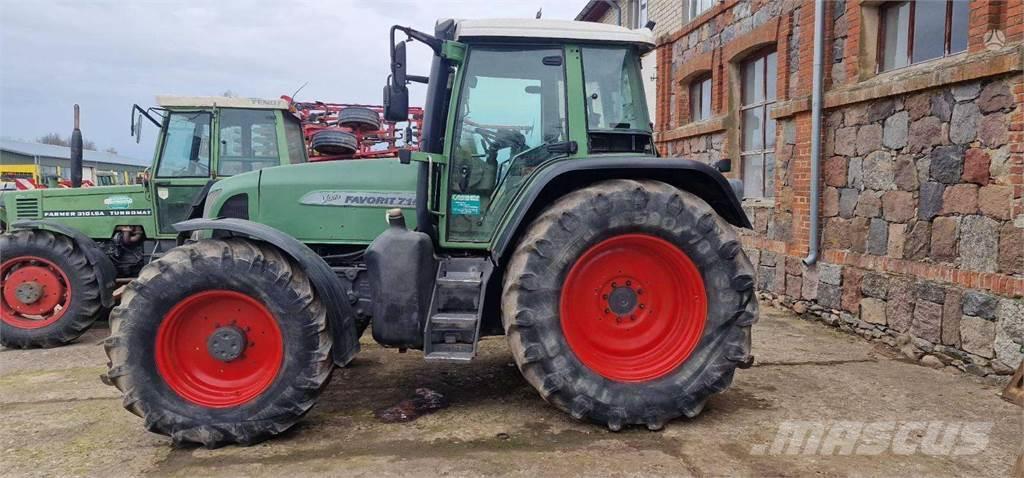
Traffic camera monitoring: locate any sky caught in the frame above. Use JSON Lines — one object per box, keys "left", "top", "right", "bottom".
{"left": 0, "top": 0, "right": 587, "bottom": 161}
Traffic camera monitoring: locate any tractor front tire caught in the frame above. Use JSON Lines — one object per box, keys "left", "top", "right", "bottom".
{"left": 1, "top": 229, "right": 104, "bottom": 348}
{"left": 502, "top": 179, "right": 757, "bottom": 431}
{"left": 104, "top": 239, "right": 333, "bottom": 448}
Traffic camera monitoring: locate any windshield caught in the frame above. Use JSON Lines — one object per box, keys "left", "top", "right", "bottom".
{"left": 155, "top": 112, "right": 212, "bottom": 178}
{"left": 581, "top": 46, "right": 650, "bottom": 131}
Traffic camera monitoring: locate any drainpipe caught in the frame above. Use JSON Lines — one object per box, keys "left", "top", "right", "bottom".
{"left": 599, "top": 0, "right": 622, "bottom": 26}
{"left": 803, "top": 0, "right": 826, "bottom": 266}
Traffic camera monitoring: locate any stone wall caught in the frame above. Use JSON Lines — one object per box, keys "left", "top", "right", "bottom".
{"left": 652, "top": 0, "right": 1024, "bottom": 380}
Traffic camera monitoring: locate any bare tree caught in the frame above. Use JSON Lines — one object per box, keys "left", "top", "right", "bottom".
{"left": 104, "top": 147, "right": 118, "bottom": 154}
{"left": 38, "top": 133, "right": 97, "bottom": 151}
{"left": 38, "top": 133, "right": 69, "bottom": 147}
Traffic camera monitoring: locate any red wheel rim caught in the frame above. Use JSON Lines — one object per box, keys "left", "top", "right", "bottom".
{"left": 559, "top": 234, "right": 707, "bottom": 382}
{"left": 155, "top": 290, "right": 284, "bottom": 408}
{"left": 1, "top": 256, "right": 71, "bottom": 329}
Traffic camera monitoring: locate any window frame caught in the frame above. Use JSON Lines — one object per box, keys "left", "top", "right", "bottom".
{"left": 154, "top": 111, "right": 213, "bottom": 179}
{"left": 216, "top": 108, "right": 282, "bottom": 176}
{"left": 443, "top": 45, "right": 570, "bottom": 243}
{"left": 637, "top": 0, "right": 648, "bottom": 29}
{"left": 739, "top": 48, "right": 777, "bottom": 199}
{"left": 580, "top": 46, "right": 652, "bottom": 133}
{"left": 688, "top": 73, "right": 713, "bottom": 123}
{"left": 689, "top": 0, "right": 715, "bottom": 20}
{"left": 877, "top": 0, "right": 969, "bottom": 73}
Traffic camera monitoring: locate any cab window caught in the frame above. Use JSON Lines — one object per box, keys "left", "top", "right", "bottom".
{"left": 447, "top": 46, "right": 567, "bottom": 242}
{"left": 155, "top": 112, "right": 212, "bottom": 178}
{"left": 217, "top": 109, "right": 281, "bottom": 176}
{"left": 581, "top": 47, "right": 650, "bottom": 131}
{"left": 283, "top": 114, "right": 308, "bottom": 164}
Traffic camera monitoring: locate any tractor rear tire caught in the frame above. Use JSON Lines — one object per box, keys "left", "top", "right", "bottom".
{"left": 502, "top": 179, "right": 757, "bottom": 431}
{"left": 104, "top": 238, "right": 333, "bottom": 448}
{"left": 338, "top": 106, "right": 382, "bottom": 132}
{"left": 311, "top": 129, "right": 358, "bottom": 155}
{"left": 1, "top": 229, "right": 104, "bottom": 348}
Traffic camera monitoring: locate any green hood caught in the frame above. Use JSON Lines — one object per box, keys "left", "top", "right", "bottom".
{"left": 217, "top": 158, "right": 419, "bottom": 245}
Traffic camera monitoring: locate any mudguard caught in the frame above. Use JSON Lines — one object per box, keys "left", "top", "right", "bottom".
{"left": 173, "top": 218, "right": 360, "bottom": 367}
{"left": 491, "top": 157, "right": 752, "bottom": 262}
{"left": 11, "top": 220, "right": 118, "bottom": 308}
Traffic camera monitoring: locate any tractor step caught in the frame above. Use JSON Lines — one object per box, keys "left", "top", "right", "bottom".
{"left": 424, "top": 257, "right": 493, "bottom": 362}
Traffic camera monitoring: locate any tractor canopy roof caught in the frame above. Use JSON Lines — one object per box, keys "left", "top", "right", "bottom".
{"left": 451, "top": 18, "right": 655, "bottom": 53}
{"left": 156, "top": 96, "right": 290, "bottom": 110}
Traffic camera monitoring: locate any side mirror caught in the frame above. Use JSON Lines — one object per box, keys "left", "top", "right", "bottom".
{"left": 392, "top": 40, "right": 407, "bottom": 86}
{"left": 714, "top": 159, "right": 732, "bottom": 173}
{"left": 384, "top": 41, "right": 410, "bottom": 122}
{"left": 384, "top": 82, "right": 409, "bottom": 122}
{"left": 133, "top": 115, "right": 143, "bottom": 144}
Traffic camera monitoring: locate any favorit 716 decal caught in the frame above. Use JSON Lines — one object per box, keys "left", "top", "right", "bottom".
{"left": 299, "top": 191, "right": 417, "bottom": 208}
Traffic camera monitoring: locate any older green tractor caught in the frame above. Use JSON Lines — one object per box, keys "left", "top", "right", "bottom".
{"left": 0, "top": 96, "right": 309, "bottom": 348}
{"left": 104, "top": 18, "right": 757, "bottom": 447}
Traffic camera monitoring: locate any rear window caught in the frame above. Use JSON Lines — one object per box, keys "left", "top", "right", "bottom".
{"left": 217, "top": 108, "right": 281, "bottom": 176}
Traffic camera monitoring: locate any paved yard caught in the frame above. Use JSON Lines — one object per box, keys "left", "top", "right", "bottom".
{"left": 0, "top": 305, "right": 1019, "bottom": 477}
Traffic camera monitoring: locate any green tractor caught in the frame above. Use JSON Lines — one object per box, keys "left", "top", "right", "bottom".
{"left": 103, "top": 19, "right": 757, "bottom": 447}
{"left": 0, "top": 96, "right": 311, "bottom": 348}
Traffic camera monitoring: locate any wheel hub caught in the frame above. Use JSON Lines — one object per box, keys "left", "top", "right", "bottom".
{"left": 155, "top": 290, "right": 284, "bottom": 408}
{"left": 13, "top": 281, "right": 43, "bottom": 305}
{"left": 560, "top": 234, "right": 708, "bottom": 382}
{"left": 2, "top": 256, "right": 71, "bottom": 328}
{"left": 207, "top": 326, "right": 247, "bottom": 362}
{"left": 607, "top": 284, "right": 640, "bottom": 317}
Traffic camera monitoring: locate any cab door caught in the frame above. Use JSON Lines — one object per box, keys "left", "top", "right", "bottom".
{"left": 152, "top": 111, "right": 213, "bottom": 235}
{"left": 440, "top": 45, "right": 570, "bottom": 245}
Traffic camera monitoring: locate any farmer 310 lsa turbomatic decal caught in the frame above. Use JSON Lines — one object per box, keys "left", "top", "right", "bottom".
{"left": 103, "top": 18, "right": 758, "bottom": 447}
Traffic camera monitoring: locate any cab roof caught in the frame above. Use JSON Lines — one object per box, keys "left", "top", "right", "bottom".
{"left": 451, "top": 18, "right": 655, "bottom": 52}
{"left": 156, "top": 96, "right": 290, "bottom": 110}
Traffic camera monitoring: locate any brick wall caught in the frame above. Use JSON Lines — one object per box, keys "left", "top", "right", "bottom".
{"left": 653, "top": 0, "right": 1024, "bottom": 379}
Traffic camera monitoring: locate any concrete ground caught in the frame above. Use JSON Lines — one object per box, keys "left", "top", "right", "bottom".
{"left": 0, "top": 305, "right": 1019, "bottom": 477}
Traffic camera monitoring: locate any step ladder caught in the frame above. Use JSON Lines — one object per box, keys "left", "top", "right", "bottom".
{"left": 424, "top": 256, "right": 493, "bottom": 362}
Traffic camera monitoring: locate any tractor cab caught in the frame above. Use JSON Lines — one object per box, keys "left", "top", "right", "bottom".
{"left": 383, "top": 19, "right": 656, "bottom": 245}
{"left": 133, "top": 96, "right": 307, "bottom": 234}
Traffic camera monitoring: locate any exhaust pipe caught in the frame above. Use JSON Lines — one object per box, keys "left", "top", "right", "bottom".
{"left": 70, "top": 104, "right": 83, "bottom": 188}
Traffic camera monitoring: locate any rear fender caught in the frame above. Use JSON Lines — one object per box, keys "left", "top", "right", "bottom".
{"left": 10, "top": 220, "right": 117, "bottom": 308}
{"left": 492, "top": 157, "right": 751, "bottom": 263}
{"left": 173, "top": 218, "right": 359, "bottom": 367}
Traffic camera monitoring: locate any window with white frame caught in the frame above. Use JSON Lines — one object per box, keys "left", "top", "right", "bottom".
{"left": 878, "top": 0, "right": 970, "bottom": 72}
{"left": 637, "top": 0, "right": 648, "bottom": 28}
{"left": 740, "top": 49, "right": 777, "bottom": 199}
{"left": 688, "top": 74, "right": 712, "bottom": 122}
{"left": 689, "top": 0, "right": 715, "bottom": 19}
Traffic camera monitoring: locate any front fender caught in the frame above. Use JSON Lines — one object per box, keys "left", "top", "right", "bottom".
{"left": 491, "top": 157, "right": 751, "bottom": 262}
{"left": 173, "top": 218, "right": 359, "bottom": 367}
{"left": 11, "top": 220, "right": 117, "bottom": 308}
